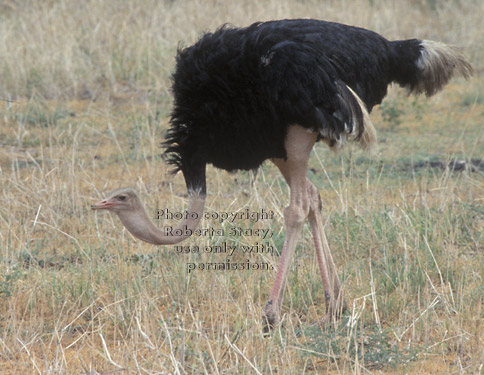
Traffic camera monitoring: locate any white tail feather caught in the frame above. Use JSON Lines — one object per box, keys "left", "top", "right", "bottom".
{"left": 345, "top": 85, "right": 377, "bottom": 151}
{"left": 414, "top": 40, "right": 473, "bottom": 96}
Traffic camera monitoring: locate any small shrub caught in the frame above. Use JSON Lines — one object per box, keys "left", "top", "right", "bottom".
{"left": 380, "top": 98, "right": 405, "bottom": 129}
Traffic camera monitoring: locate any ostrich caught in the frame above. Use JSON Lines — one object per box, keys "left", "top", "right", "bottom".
{"left": 92, "top": 19, "right": 472, "bottom": 329}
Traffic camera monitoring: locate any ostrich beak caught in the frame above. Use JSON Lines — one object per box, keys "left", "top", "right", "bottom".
{"left": 91, "top": 199, "right": 114, "bottom": 210}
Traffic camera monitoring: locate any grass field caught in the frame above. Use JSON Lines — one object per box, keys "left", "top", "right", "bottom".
{"left": 1, "top": 0, "right": 484, "bottom": 373}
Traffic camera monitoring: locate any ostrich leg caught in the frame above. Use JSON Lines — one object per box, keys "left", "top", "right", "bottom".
{"left": 263, "top": 125, "right": 345, "bottom": 330}
{"left": 306, "top": 181, "right": 346, "bottom": 317}
{"left": 262, "top": 125, "right": 317, "bottom": 330}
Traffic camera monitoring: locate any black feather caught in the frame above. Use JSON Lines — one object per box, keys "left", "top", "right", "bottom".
{"left": 164, "top": 18, "right": 466, "bottom": 189}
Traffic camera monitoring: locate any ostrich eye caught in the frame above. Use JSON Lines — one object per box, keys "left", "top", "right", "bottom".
{"left": 118, "top": 195, "right": 127, "bottom": 201}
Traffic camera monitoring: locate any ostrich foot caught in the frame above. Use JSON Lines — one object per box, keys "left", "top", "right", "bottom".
{"left": 262, "top": 300, "right": 279, "bottom": 333}
{"left": 325, "top": 293, "right": 348, "bottom": 321}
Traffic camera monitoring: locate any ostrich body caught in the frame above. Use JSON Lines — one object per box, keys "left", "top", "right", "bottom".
{"left": 92, "top": 19, "right": 472, "bottom": 329}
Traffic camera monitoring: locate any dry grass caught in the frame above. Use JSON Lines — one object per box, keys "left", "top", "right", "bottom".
{"left": 1, "top": 0, "right": 484, "bottom": 374}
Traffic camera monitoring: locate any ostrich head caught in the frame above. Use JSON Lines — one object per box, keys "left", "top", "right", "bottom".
{"left": 91, "top": 188, "right": 141, "bottom": 213}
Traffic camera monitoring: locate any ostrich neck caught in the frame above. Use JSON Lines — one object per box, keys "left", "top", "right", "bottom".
{"left": 117, "top": 192, "right": 206, "bottom": 245}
